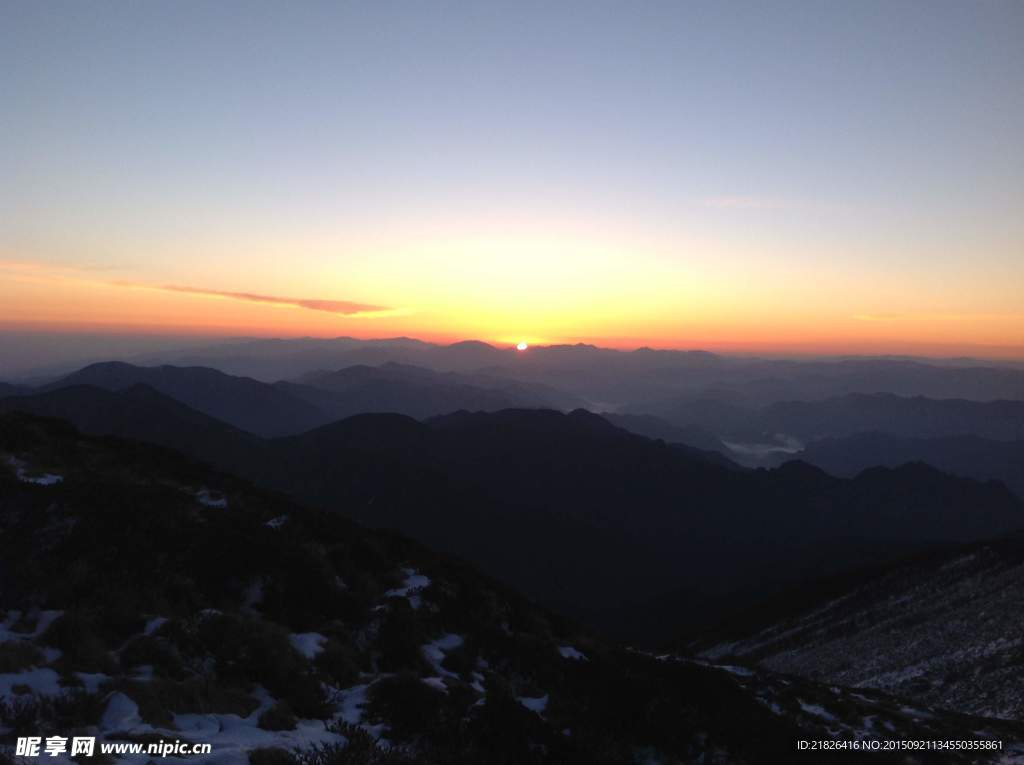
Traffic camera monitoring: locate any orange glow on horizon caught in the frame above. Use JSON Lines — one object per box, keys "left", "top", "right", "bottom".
{"left": 1, "top": 257, "right": 1022, "bottom": 360}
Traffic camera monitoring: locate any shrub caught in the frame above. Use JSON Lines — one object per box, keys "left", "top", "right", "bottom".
{"left": 258, "top": 702, "right": 298, "bottom": 731}
{"left": 366, "top": 674, "right": 446, "bottom": 743}
{"left": 41, "top": 610, "right": 117, "bottom": 674}
{"left": 120, "top": 635, "right": 184, "bottom": 678}
{"left": 0, "top": 640, "right": 45, "bottom": 673}
{"left": 315, "top": 640, "right": 363, "bottom": 687}
{"left": 374, "top": 606, "right": 430, "bottom": 674}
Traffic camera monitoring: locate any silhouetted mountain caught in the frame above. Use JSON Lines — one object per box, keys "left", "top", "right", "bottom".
{"left": 16, "top": 412, "right": 1011, "bottom": 763}
{"left": 284, "top": 362, "right": 583, "bottom": 419}
{"left": 258, "top": 410, "right": 1023, "bottom": 640}
{"left": 131, "top": 337, "right": 512, "bottom": 381}
{"left": 0, "top": 383, "right": 265, "bottom": 470}
{"left": 0, "top": 382, "right": 27, "bottom": 398}
{"left": 598, "top": 412, "right": 730, "bottom": 454}
{"left": 759, "top": 394, "right": 1024, "bottom": 441}
{"left": 1, "top": 387, "right": 1020, "bottom": 643}
{"left": 130, "top": 336, "right": 1024, "bottom": 404}
{"left": 796, "top": 432, "right": 1024, "bottom": 498}
{"left": 42, "top": 361, "right": 327, "bottom": 437}
{"left": 639, "top": 392, "right": 1024, "bottom": 445}
{"left": 690, "top": 533, "right": 1024, "bottom": 721}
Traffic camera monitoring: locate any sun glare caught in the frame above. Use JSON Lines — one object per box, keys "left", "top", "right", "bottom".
{"left": 516, "top": 341, "right": 529, "bottom": 351}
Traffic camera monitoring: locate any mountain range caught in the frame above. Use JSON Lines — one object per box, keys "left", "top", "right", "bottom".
{"left": 2, "top": 379, "right": 1021, "bottom": 643}
{"left": 3, "top": 413, "right": 1024, "bottom": 763}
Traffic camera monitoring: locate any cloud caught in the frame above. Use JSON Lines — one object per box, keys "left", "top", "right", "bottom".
{"left": 149, "top": 284, "right": 396, "bottom": 317}
{"left": 0, "top": 261, "right": 403, "bottom": 319}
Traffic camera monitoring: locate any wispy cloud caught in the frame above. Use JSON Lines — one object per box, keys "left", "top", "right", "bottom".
{"left": 0, "top": 260, "right": 405, "bottom": 319}
{"left": 143, "top": 284, "right": 397, "bottom": 317}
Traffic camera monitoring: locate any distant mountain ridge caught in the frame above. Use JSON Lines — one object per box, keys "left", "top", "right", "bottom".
{"left": 43, "top": 361, "right": 326, "bottom": 437}
{"left": 32, "top": 360, "right": 584, "bottom": 437}
{"left": 796, "top": 432, "right": 1024, "bottom": 498}
{"left": 640, "top": 392, "right": 1024, "bottom": 443}
{"left": 113, "top": 336, "right": 1024, "bottom": 403}
{"left": 4, "top": 368, "right": 1023, "bottom": 642}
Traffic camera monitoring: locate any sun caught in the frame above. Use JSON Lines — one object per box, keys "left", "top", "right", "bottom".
{"left": 516, "top": 341, "right": 529, "bottom": 351}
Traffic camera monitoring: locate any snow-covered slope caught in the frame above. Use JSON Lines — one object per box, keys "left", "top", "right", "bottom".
{"left": 696, "top": 537, "right": 1024, "bottom": 721}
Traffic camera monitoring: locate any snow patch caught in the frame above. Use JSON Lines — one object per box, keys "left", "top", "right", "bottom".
{"left": 558, "top": 645, "right": 588, "bottom": 661}
{"left": 290, "top": 632, "right": 327, "bottom": 660}
{"left": 0, "top": 609, "right": 63, "bottom": 642}
{"left": 101, "top": 692, "right": 143, "bottom": 731}
{"left": 798, "top": 699, "right": 837, "bottom": 721}
{"left": 76, "top": 672, "right": 110, "bottom": 694}
{"left": 195, "top": 488, "right": 227, "bottom": 508}
{"left": 517, "top": 694, "right": 549, "bottom": 715}
{"left": 6, "top": 455, "right": 63, "bottom": 485}
{"left": 173, "top": 686, "right": 345, "bottom": 762}
{"left": 422, "top": 633, "right": 464, "bottom": 677}
{"left": 0, "top": 668, "right": 62, "bottom": 698}
{"left": 384, "top": 568, "right": 430, "bottom": 609}
{"left": 421, "top": 677, "right": 448, "bottom": 693}
{"left": 143, "top": 616, "right": 168, "bottom": 636}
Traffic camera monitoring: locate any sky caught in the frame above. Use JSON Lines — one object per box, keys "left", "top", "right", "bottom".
{"left": 2, "top": 0, "right": 1023, "bottom": 358}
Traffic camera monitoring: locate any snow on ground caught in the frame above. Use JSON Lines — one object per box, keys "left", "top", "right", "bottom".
{"left": 101, "top": 691, "right": 144, "bottom": 732}
{"left": 331, "top": 682, "right": 388, "bottom": 740}
{"left": 143, "top": 616, "right": 168, "bottom": 635}
{"left": 0, "top": 668, "right": 62, "bottom": 697}
{"left": 422, "top": 633, "right": 464, "bottom": 677}
{"left": 470, "top": 672, "right": 486, "bottom": 694}
{"left": 421, "top": 676, "right": 448, "bottom": 692}
{"left": 171, "top": 687, "right": 346, "bottom": 764}
{"left": 265, "top": 515, "right": 288, "bottom": 529}
{"left": 717, "top": 664, "right": 754, "bottom": 677}
{"left": 195, "top": 488, "right": 228, "bottom": 508}
{"left": 5, "top": 455, "right": 63, "bottom": 485}
{"left": 290, "top": 632, "right": 327, "bottom": 659}
{"left": 517, "top": 694, "right": 549, "bottom": 715}
{"left": 384, "top": 568, "right": 431, "bottom": 609}
{"left": 798, "top": 700, "right": 837, "bottom": 721}
{"left": 558, "top": 645, "right": 588, "bottom": 661}
{"left": 76, "top": 672, "right": 110, "bottom": 694}
{"left": 0, "top": 609, "right": 63, "bottom": 641}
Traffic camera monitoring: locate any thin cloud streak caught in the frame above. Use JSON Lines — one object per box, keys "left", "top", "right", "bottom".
{"left": 151, "top": 284, "right": 397, "bottom": 317}
{"left": 0, "top": 262, "right": 405, "bottom": 319}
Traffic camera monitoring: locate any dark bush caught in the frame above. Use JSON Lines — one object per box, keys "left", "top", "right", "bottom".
{"left": 258, "top": 702, "right": 298, "bottom": 731}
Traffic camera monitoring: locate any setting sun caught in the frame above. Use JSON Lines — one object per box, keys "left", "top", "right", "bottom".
{"left": 516, "top": 342, "right": 529, "bottom": 351}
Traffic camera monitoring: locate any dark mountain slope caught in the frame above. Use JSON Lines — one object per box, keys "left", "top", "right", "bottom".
{"left": 598, "top": 412, "right": 729, "bottom": 453}
{"left": 690, "top": 534, "right": 1024, "bottom": 721}
{"left": 0, "top": 383, "right": 27, "bottom": 398}
{"left": 44, "top": 361, "right": 327, "bottom": 436}
{"left": 9, "top": 413, "right": 998, "bottom": 763}
{"left": 259, "top": 409, "right": 1023, "bottom": 641}
{"left": 0, "top": 384, "right": 263, "bottom": 474}
{"left": 1, "top": 386, "right": 1020, "bottom": 644}
{"left": 283, "top": 362, "right": 581, "bottom": 419}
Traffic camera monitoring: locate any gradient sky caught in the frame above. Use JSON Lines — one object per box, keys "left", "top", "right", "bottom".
{"left": 2, "top": 1, "right": 1023, "bottom": 356}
